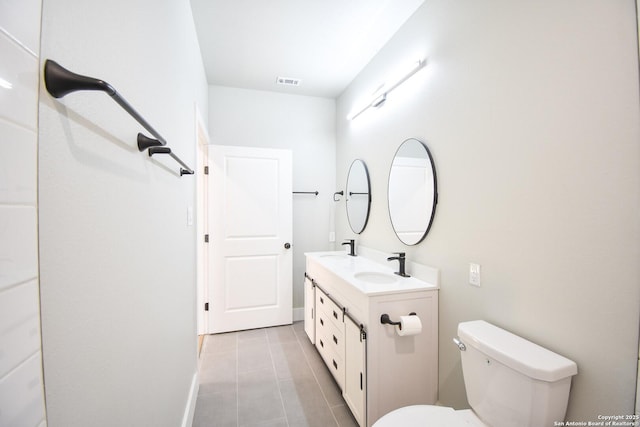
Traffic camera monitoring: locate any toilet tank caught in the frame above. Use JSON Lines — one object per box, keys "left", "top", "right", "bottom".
{"left": 458, "top": 321, "right": 577, "bottom": 427}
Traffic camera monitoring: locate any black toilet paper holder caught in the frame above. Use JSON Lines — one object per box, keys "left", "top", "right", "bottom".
{"left": 380, "top": 312, "right": 417, "bottom": 329}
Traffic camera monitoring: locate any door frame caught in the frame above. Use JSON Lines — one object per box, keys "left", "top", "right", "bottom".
{"left": 195, "top": 106, "right": 210, "bottom": 336}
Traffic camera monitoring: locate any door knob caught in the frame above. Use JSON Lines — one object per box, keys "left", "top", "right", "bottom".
{"left": 284, "top": 242, "right": 291, "bottom": 249}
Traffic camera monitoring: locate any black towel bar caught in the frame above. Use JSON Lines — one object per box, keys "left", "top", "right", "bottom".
{"left": 43, "top": 59, "right": 194, "bottom": 176}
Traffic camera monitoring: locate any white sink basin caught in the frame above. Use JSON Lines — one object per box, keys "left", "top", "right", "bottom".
{"left": 354, "top": 271, "right": 398, "bottom": 285}
{"left": 305, "top": 250, "right": 438, "bottom": 295}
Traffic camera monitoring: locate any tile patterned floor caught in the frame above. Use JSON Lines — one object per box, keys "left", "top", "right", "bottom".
{"left": 193, "top": 321, "right": 359, "bottom": 427}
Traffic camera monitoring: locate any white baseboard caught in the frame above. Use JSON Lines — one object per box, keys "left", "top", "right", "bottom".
{"left": 181, "top": 372, "right": 199, "bottom": 427}
{"left": 292, "top": 307, "right": 304, "bottom": 322}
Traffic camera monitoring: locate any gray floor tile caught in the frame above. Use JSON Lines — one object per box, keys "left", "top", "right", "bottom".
{"left": 331, "top": 404, "right": 359, "bottom": 427}
{"left": 204, "top": 331, "right": 238, "bottom": 354}
{"left": 266, "top": 324, "right": 298, "bottom": 343}
{"left": 279, "top": 378, "right": 337, "bottom": 426}
{"left": 300, "top": 346, "right": 344, "bottom": 407}
{"left": 238, "top": 339, "right": 274, "bottom": 373}
{"left": 193, "top": 391, "right": 237, "bottom": 427}
{"left": 291, "top": 320, "right": 306, "bottom": 338}
{"left": 237, "top": 328, "right": 268, "bottom": 342}
{"left": 238, "top": 368, "right": 285, "bottom": 426}
{"left": 242, "top": 418, "right": 288, "bottom": 427}
{"left": 194, "top": 322, "right": 358, "bottom": 427}
{"left": 199, "top": 352, "right": 237, "bottom": 396}
{"left": 200, "top": 350, "right": 236, "bottom": 383}
{"left": 270, "top": 340, "right": 315, "bottom": 381}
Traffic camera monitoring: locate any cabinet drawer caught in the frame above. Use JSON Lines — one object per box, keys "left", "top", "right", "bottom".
{"left": 317, "top": 335, "right": 345, "bottom": 389}
{"left": 315, "top": 287, "right": 345, "bottom": 332}
{"left": 316, "top": 313, "right": 344, "bottom": 353}
{"left": 327, "top": 352, "right": 345, "bottom": 388}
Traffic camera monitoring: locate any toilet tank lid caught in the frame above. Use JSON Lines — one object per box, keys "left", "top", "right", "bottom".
{"left": 458, "top": 320, "right": 578, "bottom": 382}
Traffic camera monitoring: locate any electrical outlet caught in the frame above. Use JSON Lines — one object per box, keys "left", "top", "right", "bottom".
{"left": 469, "top": 263, "right": 481, "bottom": 287}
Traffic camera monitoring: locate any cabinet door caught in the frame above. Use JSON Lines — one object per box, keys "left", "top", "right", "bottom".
{"left": 344, "top": 319, "right": 366, "bottom": 426}
{"left": 303, "top": 277, "right": 315, "bottom": 343}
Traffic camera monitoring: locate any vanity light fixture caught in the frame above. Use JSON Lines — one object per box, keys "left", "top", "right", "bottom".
{"left": 347, "top": 58, "right": 426, "bottom": 121}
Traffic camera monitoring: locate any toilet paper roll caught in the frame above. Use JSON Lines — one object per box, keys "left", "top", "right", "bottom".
{"left": 396, "top": 315, "right": 422, "bottom": 336}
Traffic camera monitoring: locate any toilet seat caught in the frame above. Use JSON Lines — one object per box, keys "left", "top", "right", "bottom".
{"left": 373, "top": 405, "right": 487, "bottom": 427}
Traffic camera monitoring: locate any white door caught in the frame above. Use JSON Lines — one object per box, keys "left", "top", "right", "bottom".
{"left": 209, "top": 145, "right": 292, "bottom": 333}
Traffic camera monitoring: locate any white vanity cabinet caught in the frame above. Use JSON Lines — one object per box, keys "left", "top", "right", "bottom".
{"left": 304, "top": 252, "right": 439, "bottom": 427}
{"left": 343, "top": 316, "right": 366, "bottom": 424}
{"left": 303, "top": 276, "right": 315, "bottom": 342}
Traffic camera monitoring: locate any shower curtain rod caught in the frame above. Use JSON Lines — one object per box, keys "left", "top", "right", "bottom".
{"left": 43, "top": 59, "right": 194, "bottom": 176}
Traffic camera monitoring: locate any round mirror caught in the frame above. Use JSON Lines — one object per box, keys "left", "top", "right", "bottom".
{"left": 346, "top": 159, "right": 371, "bottom": 234}
{"left": 388, "top": 138, "right": 438, "bottom": 245}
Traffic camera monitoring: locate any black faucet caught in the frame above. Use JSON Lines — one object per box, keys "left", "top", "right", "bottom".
{"left": 387, "top": 252, "right": 410, "bottom": 277}
{"left": 342, "top": 239, "right": 356, "bottom": 256}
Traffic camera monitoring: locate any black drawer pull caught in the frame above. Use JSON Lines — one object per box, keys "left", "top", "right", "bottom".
{"left": 320, "top": 318, "right": 324, "bottom": 326}
{"left": 320, "top": 296, "right": 324, "bottom": 304}
{"left": 360, "top": 373, "right": 363, "bottom": 390}
{"left": 320, "top": 339, "right": 324, "bottom": 348}
{"left": 333, "top": 335, "right": 338, "bottom": 345}
{"left": 332, "top": 360, "right": 338, "bottom": 370}
{"left": 333, "top": 310, "right": 338, "bottom": 320}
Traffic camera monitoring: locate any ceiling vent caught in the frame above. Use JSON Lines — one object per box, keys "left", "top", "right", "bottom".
{"left": 276, "top": 76, "right": 302, "bottom": 87}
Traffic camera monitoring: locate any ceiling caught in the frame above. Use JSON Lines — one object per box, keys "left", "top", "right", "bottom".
{"left": 190, "top": 0, "right": 425, "bottom": 99}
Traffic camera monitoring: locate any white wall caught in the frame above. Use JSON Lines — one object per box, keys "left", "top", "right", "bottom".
{"left": 336, "top": 0, "right": 640, "bottom": 420}
{"left": 38, "top": 0, "right": 208, "bottom": 425}
{"left": 208, "top": 86, "right": 336, "bottom": 311}
{"left": 0, "top": 1, "right": 46, "bottom": 426}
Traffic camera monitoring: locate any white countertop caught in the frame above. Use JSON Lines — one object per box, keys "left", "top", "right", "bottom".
{"left": 305, "top": 251, "right": 439, "bottom": 296}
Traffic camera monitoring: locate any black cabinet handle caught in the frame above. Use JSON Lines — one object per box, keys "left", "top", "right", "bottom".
{"left": 320, "top": 339, "right": 324, "bottom": 348}
{"left": 320, "top": 318, "right": 324, "bottom": 326}
{"left": 333, "top": 310, "right": 338, "bottom": 319}
{"left": 333, "top": 335, "right": 338, "bottom": 345}
{"left": 332, "top": 360, "right": 338, "bottom": 370}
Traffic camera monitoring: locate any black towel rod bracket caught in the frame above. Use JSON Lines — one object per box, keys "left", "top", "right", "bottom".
{"left": 148, "top": 146, "right": 194, "bottom": 176}
{"left": 380, "top": 312, "right": 417, "bottom": 328}
{"left": 43, "top": 59, "right": 194, "bottom": 176}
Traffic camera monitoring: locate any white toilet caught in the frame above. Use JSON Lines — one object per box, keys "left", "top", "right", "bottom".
{"left": 374, "top": 320, "right": 578, "bottom": 427}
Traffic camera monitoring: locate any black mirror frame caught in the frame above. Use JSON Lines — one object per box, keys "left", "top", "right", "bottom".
{"left": 387, "top": 138, "right": 438, "bottom": 245}
{"left": 346, "top": 159, "right": 372, "bottom": 234}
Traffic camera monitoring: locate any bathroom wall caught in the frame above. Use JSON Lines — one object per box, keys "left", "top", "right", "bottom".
{"left": 336, "top": 0, "right": 640, "bottom": 421}
{"left": 0, "top": 0, "right": 46, "bottom": 426}
{"left": 208, "top": 86, "right": 336, "bottom": 313}
{"left": 38, "top": 0, "right": 208, "bottom": 426}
